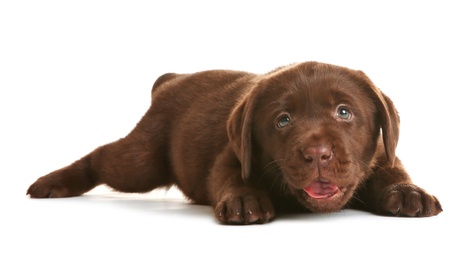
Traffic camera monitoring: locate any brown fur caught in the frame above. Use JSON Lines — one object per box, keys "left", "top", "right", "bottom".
{"left": 27, "top": 61, "right": 442, "bottom": 224}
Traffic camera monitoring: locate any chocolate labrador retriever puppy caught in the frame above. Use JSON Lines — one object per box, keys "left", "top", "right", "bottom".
{"left": 27, "top": 61, "right": 442, "bottom": 224}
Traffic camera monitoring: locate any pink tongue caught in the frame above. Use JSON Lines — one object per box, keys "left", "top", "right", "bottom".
{"left": 304, "top": 180, "right": 339, "bottom": 199}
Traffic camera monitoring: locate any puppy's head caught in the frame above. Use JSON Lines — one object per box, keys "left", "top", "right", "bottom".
{"left": 228, "top": 62, "right": 399, "bottom": 212}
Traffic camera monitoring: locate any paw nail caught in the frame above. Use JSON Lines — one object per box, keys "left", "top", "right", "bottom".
{"left": 391, "top": 207, "right": 401, "bottom": 215}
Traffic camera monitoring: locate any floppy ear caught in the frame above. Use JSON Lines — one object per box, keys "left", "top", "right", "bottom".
{"left": 227, "top": 88, "right": 258, "bottom": 182}
{"left": 376, "top": 91, "right": 400, "bottom": 166}
{"left": 357, "top": 71, "right": 400, "bottom": 166}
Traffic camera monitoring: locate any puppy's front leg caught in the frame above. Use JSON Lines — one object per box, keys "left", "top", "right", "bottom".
{"left": 359, "top": 154, "right": 443, "bottom": 217}
{"left": 208, "top": 147, "right": 275, "bottom": 225}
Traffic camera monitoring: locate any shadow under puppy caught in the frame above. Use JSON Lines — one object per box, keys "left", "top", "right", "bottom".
{"left": 27, "top": 61, "right": 442, "bottom": 224}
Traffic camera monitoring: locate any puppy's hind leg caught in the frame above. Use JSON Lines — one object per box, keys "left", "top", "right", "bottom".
{"left": 92, "top": 133, "right": 172, "bottom": 194}
{"left": 27, "top": 152, "right": 101, "bottom": 198}
{"left": 27, "top": 110, "right": 172, "bottom": 198}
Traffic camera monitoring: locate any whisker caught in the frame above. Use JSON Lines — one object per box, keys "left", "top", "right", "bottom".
{"left": 259, "top": 159, "right": 287, "bottom": 193}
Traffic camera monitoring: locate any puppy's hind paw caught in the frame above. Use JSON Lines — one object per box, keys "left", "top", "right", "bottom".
{"left": 27, "top": 163, "right": 97, "bottom": 198}
{"left": 27, "top": 174, "right": 77, "bottom": 198}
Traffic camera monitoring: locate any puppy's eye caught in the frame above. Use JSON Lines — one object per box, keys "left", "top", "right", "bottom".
{"left": 277, "top": 115, "right": 291, "bottom": 128}
{"left": 336, "top": 106, "right": 352, "bottom": 120}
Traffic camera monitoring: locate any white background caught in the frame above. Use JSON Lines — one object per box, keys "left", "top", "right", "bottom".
{"left": 1, "top": 1, "right": 470, "bottom": 259}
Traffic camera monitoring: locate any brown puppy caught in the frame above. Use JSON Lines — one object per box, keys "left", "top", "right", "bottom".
{"left": 27, "top": 61, "right": 442, "bottom": 224}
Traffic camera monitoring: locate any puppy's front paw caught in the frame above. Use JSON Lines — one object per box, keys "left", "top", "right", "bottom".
{"left": 378, "top": 183, "right": 442, "bottom": 217}
{"left": 215, "top": 190, "right": 275, "bottom": 225}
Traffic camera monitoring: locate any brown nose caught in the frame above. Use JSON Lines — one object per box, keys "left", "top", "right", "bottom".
{"left": 303, "top": 145, "right": 333, "bottom": 165}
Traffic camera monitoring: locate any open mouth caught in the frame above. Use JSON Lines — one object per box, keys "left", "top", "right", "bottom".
{"left": 303, "top": 179, "right": 340, "bottom": 200}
